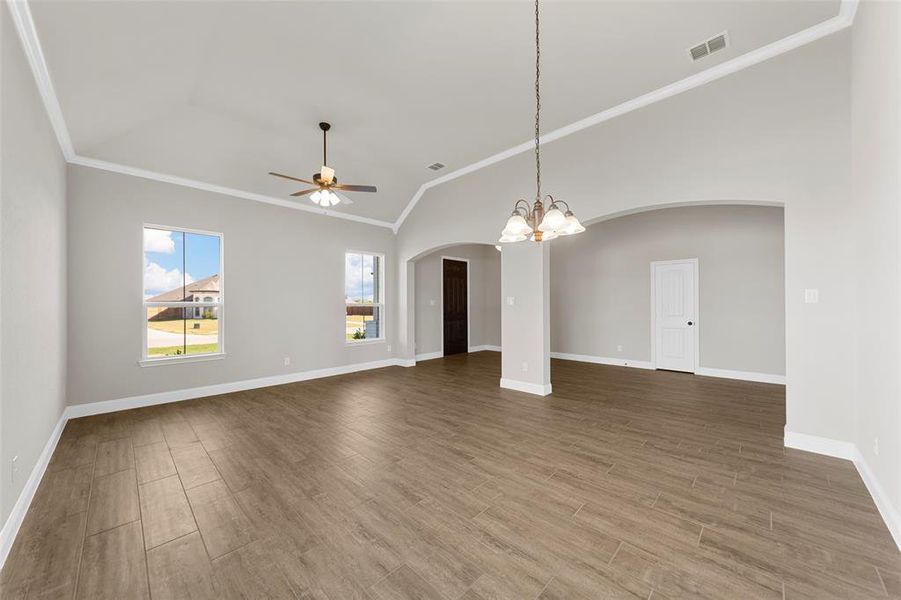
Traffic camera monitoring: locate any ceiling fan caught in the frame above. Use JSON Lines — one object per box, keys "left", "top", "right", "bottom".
{"left": 269, "top": 122, "right": 376, "bottom": 207}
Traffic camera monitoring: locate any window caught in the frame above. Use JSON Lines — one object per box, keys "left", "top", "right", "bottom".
{"left": 345, "top": 252, "right": 384, "bottom": 342}
{"left": 142, "top": 226, "right": 223, "bottom": 363}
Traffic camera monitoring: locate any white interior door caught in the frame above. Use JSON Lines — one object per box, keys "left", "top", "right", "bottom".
{"left": 653, "top": 260, "right": 697, "bottom": 373}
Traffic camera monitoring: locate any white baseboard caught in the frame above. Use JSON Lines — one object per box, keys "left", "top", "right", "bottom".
{"left": 550, "top": 352, "right": 654, "bottom": 370}
{"left": 414, "top": 346, "right": 500, "bottom": 362}
{"left": 395, "top": 358, "right": 416, "bottom": 368}
{"left": 2, "top": 357, "right": 409, "bottom": 569}
{"left": 695, "top": 367, "right": 785, "bottom": 385}
{"left": 470, "top": 345, "right": 501, "bottom": 353}
{"left": 67, "top": 358, "right": 403, "bottom": 419}
{"left": 784, "top": 427, "right": 901, "bottom": 551}
{"left": 499, "top": 378, "right": 552, "bottom": 396}
{"left": 783, "top": 428, "right": 857, "bottom": 460}
{"left": 0, "top": 410, "right": 67, "bottom": 570}
{"left": 854, "top": 450, "right": 901, "bottom": 552}
{"left": 550, "top": 352, "right": 785, "bottom": 385}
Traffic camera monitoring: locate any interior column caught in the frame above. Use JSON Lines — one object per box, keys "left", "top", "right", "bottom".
{"left": 500, "top": 242, "right": 551, "bottom": 395}
{"left": 396, "top": 260, "right": 416, "bottom": 366}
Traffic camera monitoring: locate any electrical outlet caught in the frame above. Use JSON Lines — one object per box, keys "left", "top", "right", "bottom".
{"left": 617, "top": 345, "right": 623, "bottom": 353}
{"left": 11, "top": 456, "right": 18, "bottom": 484}
{"left": 521, "top": 361, "right": 529, "bottom": 373}
{"left": 387, "top": 345, "right": 392, "bottom": 352}
{"left": 874, "top": 437, "right": 880, "bottom": 456}
{"left": 283, "top": 356, "right": 290, "bottom": 367}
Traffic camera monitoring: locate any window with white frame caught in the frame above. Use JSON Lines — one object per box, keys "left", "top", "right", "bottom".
{"left": 345, "top": 252, "right": 384, "bottom": 342}
{"left": 143, "top": 226, "right": 223, "bottom": 361}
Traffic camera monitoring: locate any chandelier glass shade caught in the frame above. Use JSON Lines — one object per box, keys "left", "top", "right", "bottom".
{"left": 501, "top": 196, "right": 585, "bottom": 242}
{"left": 499, "top": 0, "right": 585, "bottom": 243}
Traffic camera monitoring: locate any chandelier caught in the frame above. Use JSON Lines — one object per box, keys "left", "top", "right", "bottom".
{"left": 499, "top": 0, "right": 585, "bottom": 243}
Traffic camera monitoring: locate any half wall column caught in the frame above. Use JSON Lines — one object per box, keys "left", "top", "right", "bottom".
{"left": 500, "top": 242, "right": 551, "bottom": 395}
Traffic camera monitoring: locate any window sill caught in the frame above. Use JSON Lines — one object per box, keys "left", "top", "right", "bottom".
{"left": 138, "top": 353, "right": 226, "bottom": 367}
{"left": 345, "top": 339, "right": 386, "bottom": 347}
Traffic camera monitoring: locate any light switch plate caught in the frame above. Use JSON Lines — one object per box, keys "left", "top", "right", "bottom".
{"left": 804, "top": 289, "right": 819, "bottom": 304}
{"left": 506, "top": 296, "right": 515, "bottom": 306}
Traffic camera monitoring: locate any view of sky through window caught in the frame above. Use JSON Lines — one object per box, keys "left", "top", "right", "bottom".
{"left": 345, "top": 253, "right": 377, "bottom": 304}
{"left": 143, "top": 228, "right": 220, "bottom": 298}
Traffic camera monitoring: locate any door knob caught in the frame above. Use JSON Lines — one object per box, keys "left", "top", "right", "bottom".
{"left": 687, "top": 321, "right": 694, "bottom": 326}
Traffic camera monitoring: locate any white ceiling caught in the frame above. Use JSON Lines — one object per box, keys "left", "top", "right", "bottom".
{"left": 30, "top": 0, "right": 840, "bottom": 223}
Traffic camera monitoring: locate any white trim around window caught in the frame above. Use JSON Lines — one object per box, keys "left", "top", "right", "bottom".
{"left": 140, "top": 224, "right": 226, "bottom": 366}
{"left": 344, "top": 250, "right": 386, "bottom": 345}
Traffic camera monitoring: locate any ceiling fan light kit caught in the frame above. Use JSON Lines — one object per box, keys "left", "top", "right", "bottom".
{"left": 499, "top": 0, "right": 584, "bottom": 244}
{"left": 269, "top": 121, "right": 376, "bottom": 207}
{"left": 319, "top": 166, "right": 335, "bottom": 184}
{"left": 311, "top": 189, "right": 341, "bottom": 206}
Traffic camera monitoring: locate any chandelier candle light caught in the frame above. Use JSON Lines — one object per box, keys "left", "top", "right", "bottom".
{"left": 499, "top": 0, "right": 585, "bottom": 243}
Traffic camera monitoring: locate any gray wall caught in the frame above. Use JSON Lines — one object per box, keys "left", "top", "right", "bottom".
{"left": 550, "top": 205, "right": 785, "bottom": 375}
{"left": 851, "top": 0, "right": 901, "bottom": 527}
{"left": 396, "top": 32, "right": 854, "bottom": 445}
{"left": 501, "top": 243, "right": 551, "bottom": 391}
{"left": 66, "top": 165, "right": 396, "bottom": 406}
{"left": 1, "top": 4, "right": 68, "bottom": 526}
{"left": 414, "top": 244, "right": 500, "bottom": 356}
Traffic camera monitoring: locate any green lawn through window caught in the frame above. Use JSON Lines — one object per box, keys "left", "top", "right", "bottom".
{"left": 148, "top": 343, "right": 219, "bottom": 357}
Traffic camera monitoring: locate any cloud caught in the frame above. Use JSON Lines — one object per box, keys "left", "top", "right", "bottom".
{"left": 144, "top": 229, "right": 176, "bottom": 253}
{"left": 144, "top": 256, "right": 194, "bottom": 296}
{"left": 344, "top": 253, "right": 375, "bottom": 302}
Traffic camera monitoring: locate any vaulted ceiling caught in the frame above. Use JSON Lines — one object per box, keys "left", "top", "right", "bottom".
{"left": 30, "top": 1, "right": 841, "bottom": 224}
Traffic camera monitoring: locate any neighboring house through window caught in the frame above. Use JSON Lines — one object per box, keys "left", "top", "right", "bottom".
{"left": 345, "top": 251, "right": 384, "bottom": 342}
{"left": 143, "top": 226, "right": 223, "bottom": 363}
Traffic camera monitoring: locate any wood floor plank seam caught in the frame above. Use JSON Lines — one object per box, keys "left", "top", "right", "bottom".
{"left": 69, "top": 442, "right": 98, "bottom": 600}
{"left": 165, "top": 421, "right": 212, "bottom": 562}
{"left": 2, "top": 353, "right": 899, "bottom": 600}
{"left": 134, "top": 435, "right": 153, "bottom": 600}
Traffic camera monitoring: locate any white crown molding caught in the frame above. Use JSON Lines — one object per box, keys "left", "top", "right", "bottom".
{"left": 392, "top": 0, "right": 860, "bottom": 233}
{"left": 69, "top": 156, "right": 396, "bottom": 229}
{"left": 6, "top": 0, "right": 74, "bottom": 160}
{"left": 7, "top": 0, "right": 394, "bottom": 230}
{"left": 8, "top": 0, "right": 858, "bottom": 233}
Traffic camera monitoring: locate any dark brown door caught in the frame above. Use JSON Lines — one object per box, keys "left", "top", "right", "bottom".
{"left": 443, "top": 259, "right": 468, "bottom": 356}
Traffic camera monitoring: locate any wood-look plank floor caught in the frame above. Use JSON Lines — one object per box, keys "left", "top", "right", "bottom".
{"left": 2, "top": 352, "right": 899, "bottom": 599}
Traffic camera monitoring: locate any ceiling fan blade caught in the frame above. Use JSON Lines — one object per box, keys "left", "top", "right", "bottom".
{"left": 269, "top": 172, "right": 315, "bottom": 185}
{"left": 290, "top": 188, "right": 317, "bottom": 197}
{"left": 333, "top": 184, "right": 377, "bottom": 193}
{"left": 332, "top": 190, "right": 354, "bottom": 205}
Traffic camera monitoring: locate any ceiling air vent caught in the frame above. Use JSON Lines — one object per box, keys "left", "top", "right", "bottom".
{"left": 427, "top": 162, "right": 445, "bottom": 171}
{"left": 688, "top": 31, "right": 728, "bottom": 62}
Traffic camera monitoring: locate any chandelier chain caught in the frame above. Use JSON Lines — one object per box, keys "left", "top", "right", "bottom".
{"left": 534, "top": 0, "right": 541, "bottom": 202}
{"left": 498, "top": 0, "right": 584, "bottom": 243}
